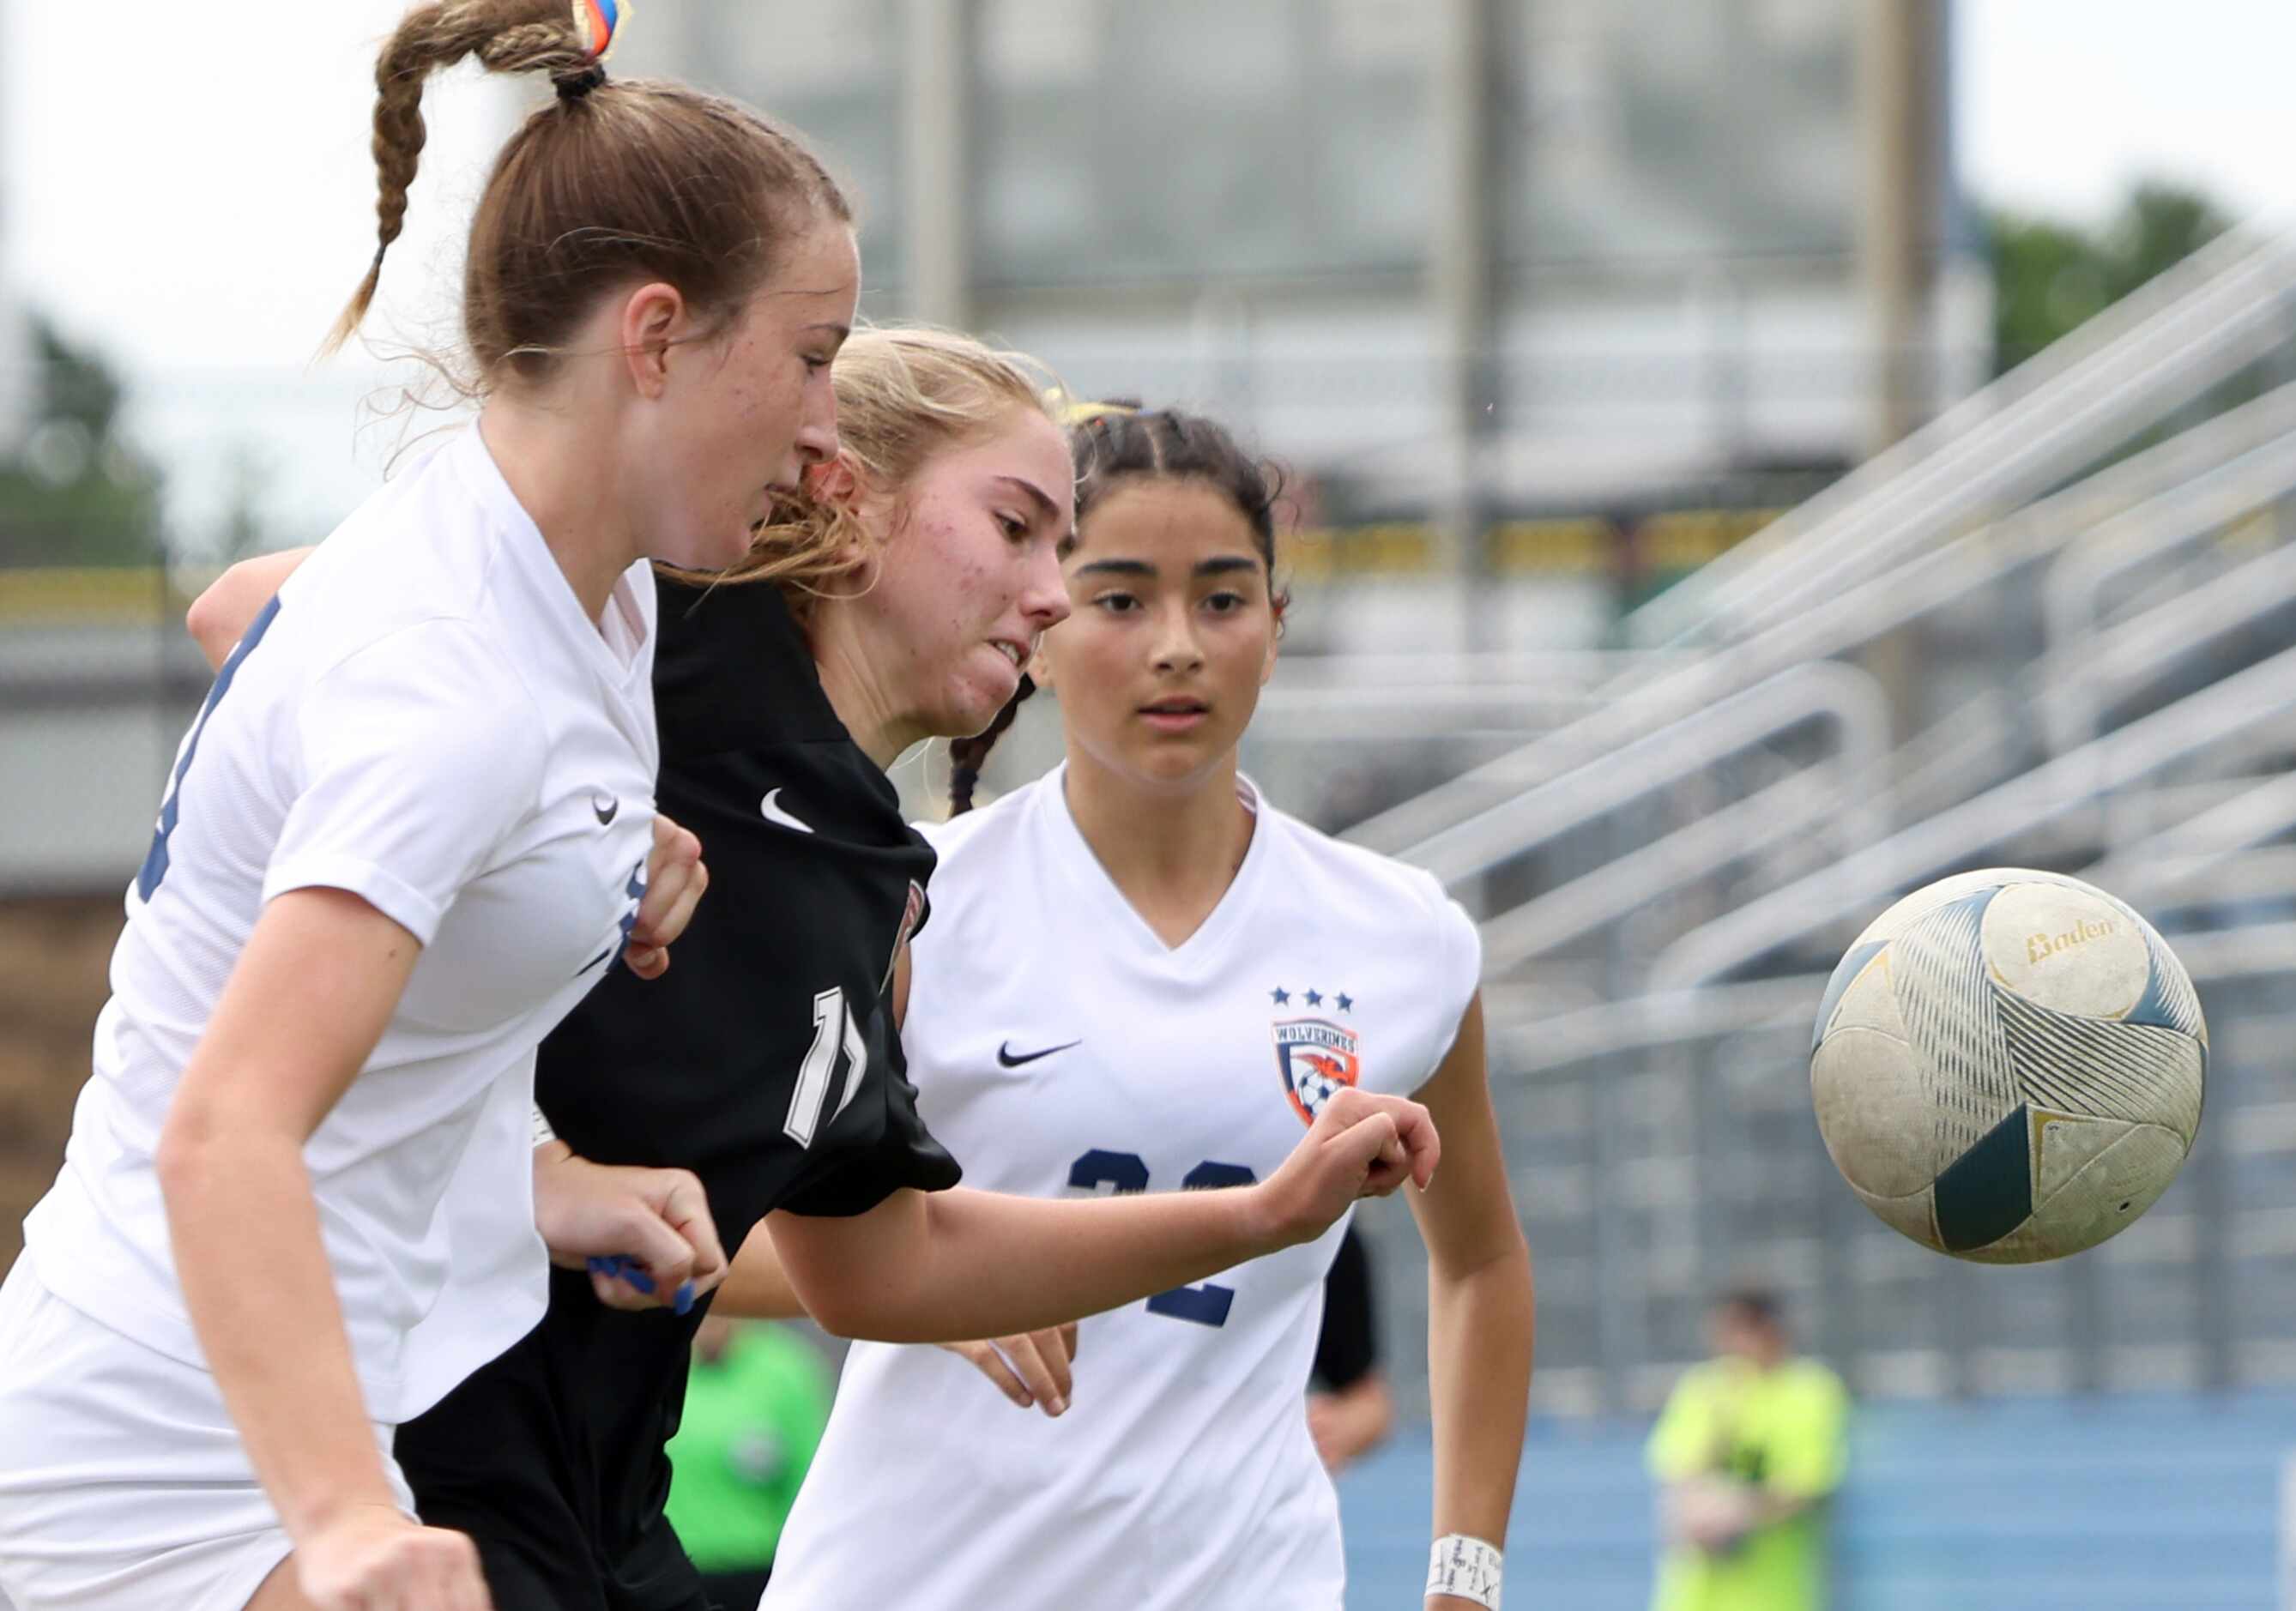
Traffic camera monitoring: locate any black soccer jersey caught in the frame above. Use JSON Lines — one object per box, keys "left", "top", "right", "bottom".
{"left": 395, "top": 573, "right": 960, "bottom": 1611}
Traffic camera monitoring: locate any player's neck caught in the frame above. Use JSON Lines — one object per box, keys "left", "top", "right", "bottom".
{"left": 1060, "top": 749, "right": 1254, "bottom": 948}
{"left": 809, "top": 612, "right": 917, "bottom": 768}
{"left": 476, "top": 401, "right": 643, "bottom": 626}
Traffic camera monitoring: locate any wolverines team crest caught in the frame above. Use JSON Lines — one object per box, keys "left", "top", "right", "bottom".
{"left": 1272, "top": 1015, "right": 1361, "bottom": 1125}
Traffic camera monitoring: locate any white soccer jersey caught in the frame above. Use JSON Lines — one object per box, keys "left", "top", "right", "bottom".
{"left": 19, "top": 424, "right": 659, "bottom": 1426}
{"left": 765, "top": 767, "right": 1481, "bottom": 1611}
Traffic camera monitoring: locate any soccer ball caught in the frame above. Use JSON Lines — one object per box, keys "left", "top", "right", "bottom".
{"left": 1810, "top": 869, "right": 2206, "bottom": 1264}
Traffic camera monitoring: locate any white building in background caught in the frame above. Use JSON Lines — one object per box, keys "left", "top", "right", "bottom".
{"left": 613, "top": 0, "right": 1986, "bottom": 522}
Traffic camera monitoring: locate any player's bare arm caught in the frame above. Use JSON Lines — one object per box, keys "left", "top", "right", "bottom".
{"left": 1403, "top": 991, "right": 1534, "bottom": 1609}
{"left": 718, "top": 1215, "right": 1082, "bottom": 1416}
{"left": 764, "top": 1084, "right": 1437, "bottom": 1343}
{"left": 763, "top": 939, "right": 1072, "bottom": 1414}
{"left": 191, "top": 555, "right": 710, "bottom": 983}
{"left": 186, "top": 546, "right": 314, "bottom": 667}
{"left": 155, "top": 888, "right": 489, "bottom": 1610}
{"left": 714, "top": 1219, "right": 808, "bottom": 1319}
{"left": 195, "top": 552, "right": 728, "bottom": 1318}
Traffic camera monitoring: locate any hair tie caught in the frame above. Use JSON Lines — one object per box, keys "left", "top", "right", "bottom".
{"left": 557, "top": 63, "right": 607, "bottom": 100}
{"left": 1060, "top": 400, "right": 1136, "bottom": 429}
{"left": 572, "top": 0, "right": 625, "bottom": 59}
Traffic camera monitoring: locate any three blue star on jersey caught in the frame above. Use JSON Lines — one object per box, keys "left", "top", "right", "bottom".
{"left": 1271, "top": 986, "right": 1362, "bottom": 1125}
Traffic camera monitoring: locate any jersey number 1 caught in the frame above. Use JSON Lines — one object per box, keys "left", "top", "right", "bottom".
{"left": 1067, "top": 1149, "right": 1257, "bottom": 1328}
{"left": 783, "top": 986, "right": 868, "bottom": 1148}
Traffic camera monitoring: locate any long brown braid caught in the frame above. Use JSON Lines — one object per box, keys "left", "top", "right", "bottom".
{"left": 325, "top": 0, "right": 849, "bottom": 379}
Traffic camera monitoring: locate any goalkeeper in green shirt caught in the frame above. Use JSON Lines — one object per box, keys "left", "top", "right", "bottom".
{"left": 1646, "top": 1289, "right": 1851, "bottom": 1611}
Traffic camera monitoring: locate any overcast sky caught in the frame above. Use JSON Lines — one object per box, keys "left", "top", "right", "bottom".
{"left": 1956, "top": 0, "right": 2293, "bottom": 225}
{"left": 2, "top": 0, "right": 2289, "bottom": 540}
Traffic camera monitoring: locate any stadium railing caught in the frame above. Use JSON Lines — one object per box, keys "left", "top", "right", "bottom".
{"left": 1327, "top": 387, "right": 2296, "bottom": 1012}
{"left": 1650, "top": 643, "right": 2296, "bottom": 988}
{"left": 1631, "top": 226, "right": 2296, "bottom": 649}
{"left": 1395, "top": 659, "right": 1888, "bottom": 893}
{"left": 1344, "top": 378, "right": 2296, "bottom": 866}
{"left": 2089, "top": 779, "right": 2296, "bottom": 898}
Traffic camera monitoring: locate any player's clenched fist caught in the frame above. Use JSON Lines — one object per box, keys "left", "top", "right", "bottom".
{"left": 1255, "top": 1088, "right": 1440, "bottom": 1249}
{"left": 293, "top": 1506, "right": 492, "bottom": 1610}
{"left": 533, "top": 1150, "right": 728, "bottom": 1314}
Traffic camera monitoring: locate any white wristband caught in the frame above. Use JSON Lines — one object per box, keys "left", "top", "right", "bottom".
{"left": 1427, "top": 1535, "right": 1502, "bottom": 1608}
{"left": 530, "top": 1104, "right": 558, "bottom": 1148}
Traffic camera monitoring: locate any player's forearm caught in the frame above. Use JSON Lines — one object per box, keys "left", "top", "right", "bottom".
{"left": 187, "top": 546, "right": 312, "bottom": 669}
{"left": 1427, "top": 1240, "right": 1534, "bottom": 1551}
{"left": 773, "top": 1183, "right": 1275, "bottom": 1342}
{"left": 713, "top": 1220, "right": 810, "bottom": 1320}
{"left": 158, "top": 1125, "right": 404, "bottom": 1542}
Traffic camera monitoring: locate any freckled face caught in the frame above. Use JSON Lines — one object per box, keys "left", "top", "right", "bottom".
{"left": 639, "top": 223, "right": 858, "bottom": 571}
{"left": 846, "top": 408, "right": 1076, "bottom": 738}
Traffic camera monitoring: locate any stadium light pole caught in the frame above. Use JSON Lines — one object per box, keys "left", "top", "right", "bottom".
{"left": 1854, "top": 0, "right": 1943, "bottom": 455}
{"left": 1852, "top": 0, "right": 1947, "bottom": 745}
{"left": 903, "top": 0, "right": 974, "bottom": 330}
{"left": 1431, "top": 0, "right": 1501, "bottom": 652}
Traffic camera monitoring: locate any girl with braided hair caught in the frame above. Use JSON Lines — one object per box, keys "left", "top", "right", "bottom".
{"left": 0, "top": 3, "right": 858, "bottom": 1606}
{"left": 758, "top": 405, "right": 1536, "bottom": 1611}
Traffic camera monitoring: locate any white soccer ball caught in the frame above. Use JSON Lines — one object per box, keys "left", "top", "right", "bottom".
{"left": 1810, "top": 869, "right": 2206, "bottom": 1264}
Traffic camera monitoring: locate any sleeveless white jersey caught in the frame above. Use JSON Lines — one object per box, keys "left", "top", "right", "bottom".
{"left": 765, "top": 768, "right": 1480, "bottom": 1611}
{"left": 19, "top": 424, "right": 659, "bottom": 1426}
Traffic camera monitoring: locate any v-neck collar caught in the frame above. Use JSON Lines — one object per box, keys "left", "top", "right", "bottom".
{"left": 1036, "top": 762, "right": 1270, "bottom": 970}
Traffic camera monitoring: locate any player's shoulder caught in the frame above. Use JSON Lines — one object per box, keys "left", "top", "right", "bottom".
{"left": 914, "top": 773, "right": 1041, "bottom": 865}
{"left": 277, "top": 428, "right": 525, "bottom": 662}
{"left": 651, "top": 570, "right": 842, "bottom": 751}
{"left": 1252, "top": 788, "right": 1463, "bottom": 944}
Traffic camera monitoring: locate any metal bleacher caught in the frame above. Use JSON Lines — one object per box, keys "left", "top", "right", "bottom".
{"left": 1280, "top": 226, "right": 2296, "bottom": 1443}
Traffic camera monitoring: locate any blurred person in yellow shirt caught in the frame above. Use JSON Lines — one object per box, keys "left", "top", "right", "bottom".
{"left": 1647, "top": 1288, "right": 1850, "bottom": 1611}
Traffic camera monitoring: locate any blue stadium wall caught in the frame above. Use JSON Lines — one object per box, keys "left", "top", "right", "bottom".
{"left": 1338, "top": 1391, "right": 2296, "bottom": 1609}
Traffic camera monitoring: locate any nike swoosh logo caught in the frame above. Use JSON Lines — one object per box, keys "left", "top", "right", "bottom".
{"left": 997, "top": 1039, "right": 1080, "bottom": 1069}
{"left": 591, "top": 793, "right": 619, "bottom": 826}
{"left": 760, "top": 788, "right": 814, "bottom": 835}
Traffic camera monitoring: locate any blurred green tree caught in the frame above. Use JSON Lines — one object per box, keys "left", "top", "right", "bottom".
{"left": 1989, "top": 181, "right": 2234, "bottom": 375}
{"left": 0, "top": 315, "right": 166, "bottom": 568}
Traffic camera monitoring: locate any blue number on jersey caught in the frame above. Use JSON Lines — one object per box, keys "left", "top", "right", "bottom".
{"left": 138, "top": 594, "right": 282, "bottom": 901}
{"left": 1066, "top": 1149, "right": 1259, "bottom": 1329}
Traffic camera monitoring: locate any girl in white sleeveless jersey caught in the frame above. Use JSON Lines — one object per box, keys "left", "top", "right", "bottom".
{"left": 758, "top": 407, "right": 1536, "bottom": 1611}
{"left": 0, "top": 6, "right": 863, "bottom": 1608}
